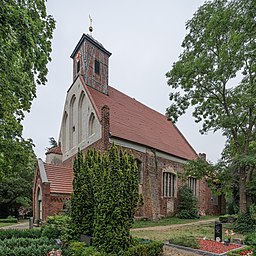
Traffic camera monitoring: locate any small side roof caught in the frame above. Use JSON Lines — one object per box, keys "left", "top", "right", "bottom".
{"left": 43, "top": 162, "right": 73, "bottom": 194}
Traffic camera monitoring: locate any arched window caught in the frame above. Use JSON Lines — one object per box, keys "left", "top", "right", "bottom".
{"left": 62, "top": 112, "right": 68, "bottom": 152}
{"left": 78, "top": 92, "right": 86, "bottom": 143}
{"left": 88, "top": 113, "right": 95, "bottom": 136}
{"left": 69, "top": 95, "right": 76, "bottom": 148}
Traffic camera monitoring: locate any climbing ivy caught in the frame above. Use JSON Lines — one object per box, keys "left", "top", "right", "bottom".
{"left": 71, "top": 145, "right": 139, "bottom": 254}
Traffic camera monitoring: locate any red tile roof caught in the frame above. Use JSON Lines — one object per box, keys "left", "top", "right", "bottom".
{"left": 44, "top": 163, "right": 73, "bottom": 194}
{"left": 86, "top": 85, "right": 197, "bottom": 160}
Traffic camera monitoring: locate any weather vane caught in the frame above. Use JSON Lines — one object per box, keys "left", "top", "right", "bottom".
{"left": 89, "top": 15, "right": 93, "bottom": 35}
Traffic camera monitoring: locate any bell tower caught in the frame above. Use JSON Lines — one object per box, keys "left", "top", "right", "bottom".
{"left": 70, "top": 32, "right": 112, "bottom": 94}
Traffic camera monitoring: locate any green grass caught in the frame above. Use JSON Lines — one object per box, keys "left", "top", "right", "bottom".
{"left": 132, "top": 215, "right": 217, "bottom": 229}
{"left": 131, "top": 221, "right": 244, "bottom": 242}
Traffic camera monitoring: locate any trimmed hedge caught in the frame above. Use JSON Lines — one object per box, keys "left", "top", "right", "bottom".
{"left": 0, "top": 237, "right": 52, "bottom": 248}
{"left": 169, "top": 235, "right": 199, "bottom": 249}
{"left": 219, "top": 214, "right": 237, "bottom": 223}
{"left": 0, "top": 218, "right": 18, "bottom": 223}
{"left": 0, "top": 244, "right": 58, "bottom": 256}
{"left": 0, "top": 228, "right": 41, "bottom": 240}
{"left": 124, "top": 240, "right": 163, "bottom": 256}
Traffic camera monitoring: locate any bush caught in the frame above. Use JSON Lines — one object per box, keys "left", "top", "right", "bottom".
{"left": 169, "top": 235, "right": 199, "bottom": 249}
{"left": 219, "top": 214, "right": 237, "bottom": 223}
{"left": 244, "top": 232, "right": 256, "bottom": 245}
{"left": 0, "top": 228, "right": 41, "bottom": 240}
{"left": 0, "top": 237, "right": 51, "bottom": 249}
{"left": 0, "top": 218, "right": 18, "bottom": 223}
{"left": 234, "top": 212, "right": 256, "bottom": 234}
{"left": 69, "top": 241, "right": 88, "bottom": 256}
{"left": 0, "top": 244, "right": 58, "bottom": 256}
{"left": 124, "top": 240, "right": 163, "bottom": 256}
{"left": 177, "top": 186, "right": 198, "bottom": 219}
{"left": 41, "top": 215, "right": 74, "bottom": 243}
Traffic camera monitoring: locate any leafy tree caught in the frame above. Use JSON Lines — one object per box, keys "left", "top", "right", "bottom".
{"left": 0, "top": 0, "right": 55, "bottom": 179}
{"left": 0, "top": 138, "right": 36, "bottom": 217}
{"left": 166, "top": 0, "right": 256, "bottom": 213}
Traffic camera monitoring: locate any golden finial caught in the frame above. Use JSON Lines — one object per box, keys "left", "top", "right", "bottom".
{"left": 89, "top": 15, "right": 93, "bottom": 35}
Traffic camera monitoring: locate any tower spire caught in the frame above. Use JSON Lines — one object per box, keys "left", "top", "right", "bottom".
{"left": 89, "top": 15, "right": 93, "bottom": 35}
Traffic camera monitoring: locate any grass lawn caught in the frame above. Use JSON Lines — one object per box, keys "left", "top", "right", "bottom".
{"left": 131, "top": 220, "right": 244, "bottom": 242}
{"left": 132, "top": 215, "right": 217, "bottom": 229}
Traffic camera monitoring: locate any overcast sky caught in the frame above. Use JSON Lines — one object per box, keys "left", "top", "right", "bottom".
{"left": 22, "top": 0, "right": 226, "bottom": 163}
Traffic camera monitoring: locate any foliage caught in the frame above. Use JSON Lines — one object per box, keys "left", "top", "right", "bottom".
{"left": 0, "top": 139, "right": 36, "bottom": 217}
{"left": 219, "top": 214, "right": 237, "bottom": 223}
{"left": 169, "top": 235, "right": 199, "bottom": 249}
{"left": 177, "top": 186, "right": 198, "bottom": 219}
{"left": 123, "top": 239, "right": 163, "bottom": 256}
{"left": 166, "top": 0, "right": 256, "bottom": 213}
{"left": 41, "top": 215, "right": 74, "bottom": 244}
{"left": 226, "top": 246, "right": 253, "bottom": 256}
{"left": 0, "top": 228, "right": 41, "bottom": 240}
{"left": 47, "top": 137, "right": 58, "bottom": 149}
{"left": 71, "top": 145, "right": 139, "bottom": 255}
{"left": 0, "top": 217, "right": 17, "bottom": 223}
{"left": 0, "top": 0, "right": 55, "bottom": 179}
{"left": 234, "top": 212, "right": 256, "bottom": 234}
{"left": 0, "top": 244, "right": 58, "bottom": 256}
{"left": 68, "top": 241, "right": 87, "bottom": 256}
{"left": 0, "top": 237, "right": 52, "bottom": 248}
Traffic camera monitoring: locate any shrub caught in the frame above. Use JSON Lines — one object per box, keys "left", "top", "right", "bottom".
{"left": 124, "top": 240, "right": 163, "bottom": 256}
{"left": 169, "top": 235, "right": 199, "bottom": 249}
{"left": 0, "top": 237, "right": 51, "bottom": 249}
{"left": 69, "top": 241, "right": 88, "bottom": 256}
{"left": 41, "top": 215, "right": 74, "bottom": 243}
{"left": 0, "top": 244, "right": 58, "bottom": 256}
{"left": 0, "top": 228, "right": 41, "bottom": 240}
{"left": 177, "top": 186, "right": 198, "bottom": 219}
{"left": 219, "top": 214, "right": 237, "bottom": 223}
{"left": 0, "top": 218, "right": 17, "bottom": 223}
{"left": 234, "top": 212, "right": 256, "bottom": 234}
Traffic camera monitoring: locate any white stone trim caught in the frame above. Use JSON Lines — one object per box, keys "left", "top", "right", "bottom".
{"left": 38, "top": 158, "right": 48, "bottom": 183}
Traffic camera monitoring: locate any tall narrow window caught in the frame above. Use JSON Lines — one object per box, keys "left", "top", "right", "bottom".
{"left": 77, "top": 60, "right": 80, "bottom": 74}
{"left": 88, "top": 113, "right": 95, "bottom": 136}
{"left": 135, "top": 159, "right": 142, "bottom": 184}
{"left": 94, "top": 59, "right": 100, "bottom": 75}
{"left": 78, "top": 92, "right": 86, "bottom": 143}
{"left": 69, "top": 96, "right": 76, "bottom": 149}
{"left": 188, "top": 177, "right": 197, "bottom": 196}
{"left": 162, "top": 172, "right": 175, "bottom": 197}
{"left": 62, "top": 112, "right": 68, "bottom": 152}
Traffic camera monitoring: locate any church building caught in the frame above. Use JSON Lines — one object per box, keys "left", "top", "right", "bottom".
{"left": 33, "top": 33, "right": 223, "bottom": 222}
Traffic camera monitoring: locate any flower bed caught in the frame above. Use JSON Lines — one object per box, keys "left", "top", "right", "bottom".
{"left": 198, "top": 239, "right": 241, "bottom": 254}
{"left": 167, "top": 238, "right": 244, "bottom": 256}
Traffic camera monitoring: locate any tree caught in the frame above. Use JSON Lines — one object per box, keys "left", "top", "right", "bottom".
{"left": 71, "top": 145, "right": 139, "bottom": 254}
{"left": 0, "top": 0, "right": 55, "bottom": 179}
{"left": 0, "top": 138, "right": 36, "bottom": 217}
{"left": 166, "top": 0, "right": 256, "bottom": 212}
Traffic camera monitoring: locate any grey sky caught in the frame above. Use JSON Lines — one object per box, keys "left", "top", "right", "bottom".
{"left": 23, "top": 0, "right": 225, "bottom": 163}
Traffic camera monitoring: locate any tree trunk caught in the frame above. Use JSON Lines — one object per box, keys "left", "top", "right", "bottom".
{"left": 239, "top": 174, "right": 247, "bottom": 213}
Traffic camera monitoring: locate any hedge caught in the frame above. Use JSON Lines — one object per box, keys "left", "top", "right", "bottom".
{"left": 0, "top": 228, "right": 41, "bottom": 240}
{"left": 0, "top": 218, "right": 18, "bottom": 223}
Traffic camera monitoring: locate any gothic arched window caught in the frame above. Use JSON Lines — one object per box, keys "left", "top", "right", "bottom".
{"left": 88, "top": 113, "right": 95, "bottom": 136}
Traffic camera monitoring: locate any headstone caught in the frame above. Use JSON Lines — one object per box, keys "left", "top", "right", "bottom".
{"left": 214, "top": 221, "right": 222, "bottom": 242}
{"left": 80, "top": 234, "right": 92, "bottom": 246}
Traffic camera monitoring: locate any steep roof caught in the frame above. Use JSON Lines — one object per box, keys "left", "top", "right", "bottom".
{"left": 87, "top": 85, "right": 197, "bottom": 160}
{"left": 44, "top": 163, "right": 73, "bottom": 194}
{"left": 45, "top": 146, "right": 62, "bottom": 155}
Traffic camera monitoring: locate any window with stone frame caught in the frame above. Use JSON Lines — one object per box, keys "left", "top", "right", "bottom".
{"left": 162, "top": 172, "right": 175, "bottom": 197}
{"left": 94, "top": 59, "right": 100, "bottom": 75}
{"left": 188, "top": 177, "right": 197, "bottom": 196}
{"left": 135, "top": 159, "right": 142, "bottom": 184}
{"left": 88, "top": 113, "right": 95, "bottom": 136}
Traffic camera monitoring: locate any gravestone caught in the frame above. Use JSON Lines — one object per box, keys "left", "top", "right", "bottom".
{"left": 80, "top": 234, "right": 92, "bottom": 246}
{"left": 214, "top": 222, "right": 222, "bottom": 242}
